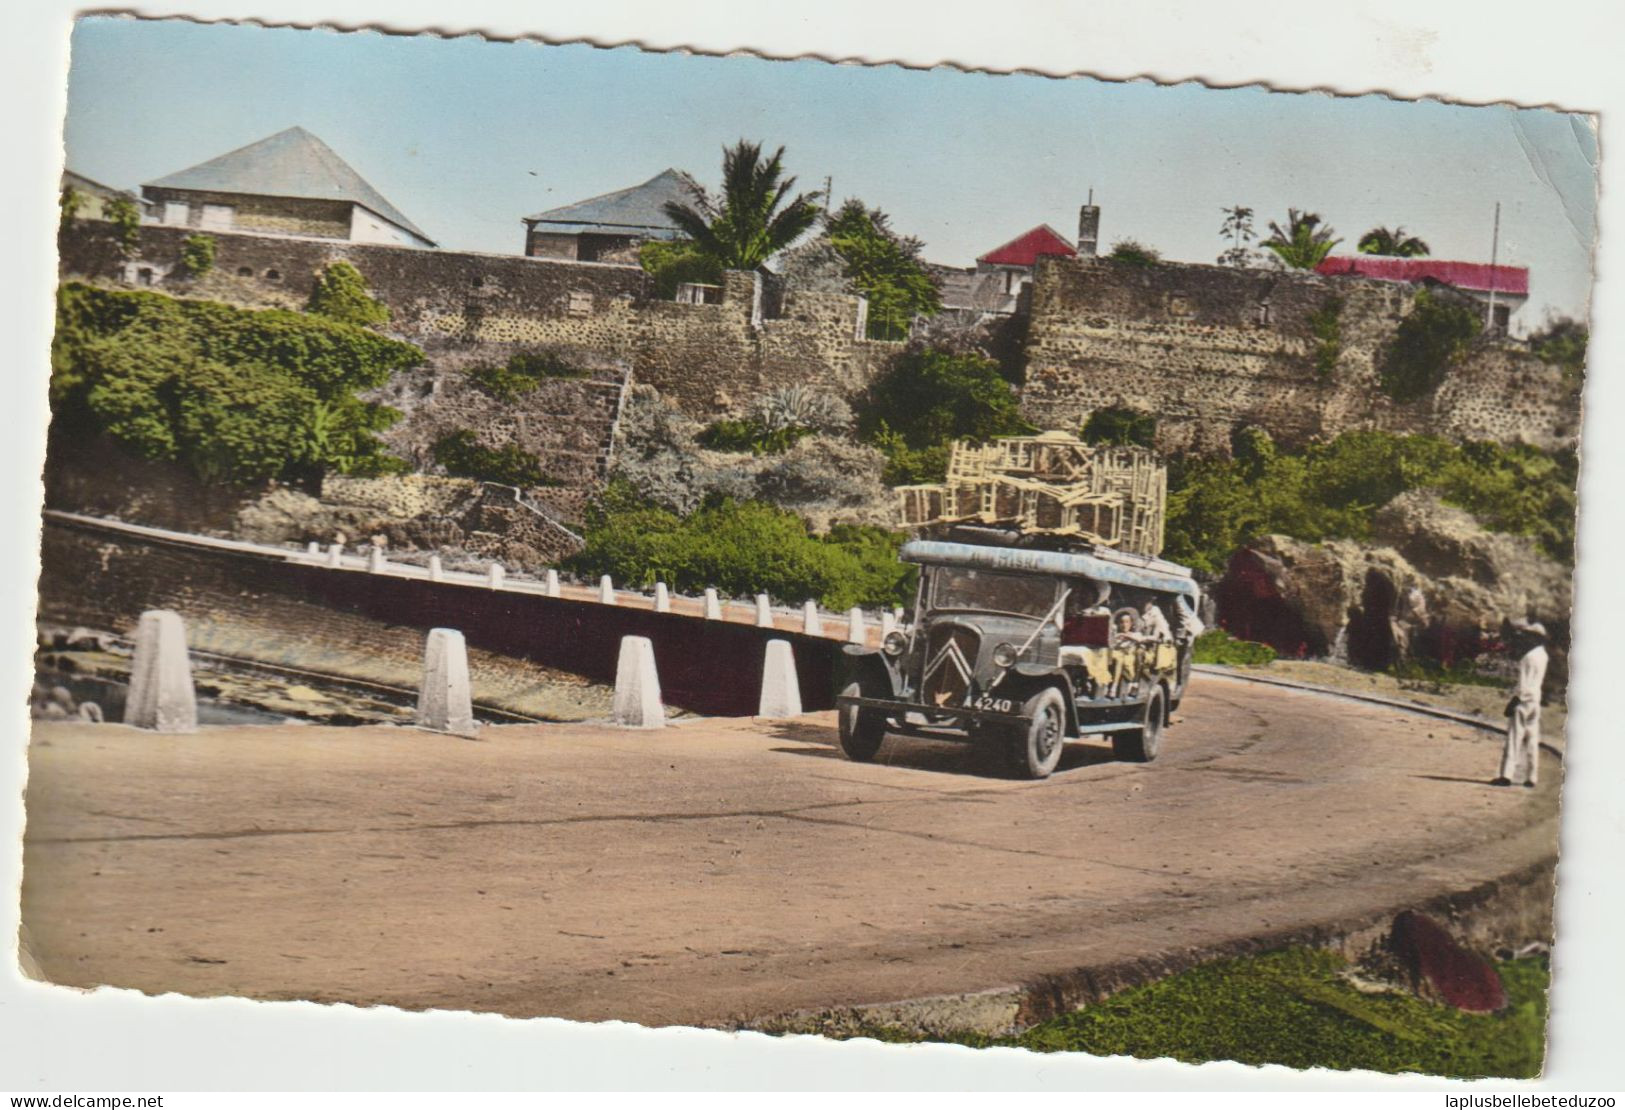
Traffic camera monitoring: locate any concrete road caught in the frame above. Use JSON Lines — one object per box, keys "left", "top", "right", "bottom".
{"left": 21, "top": 675, "right": 1558, "bottom": 1029}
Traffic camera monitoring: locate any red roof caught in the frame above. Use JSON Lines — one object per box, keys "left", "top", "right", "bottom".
{"left": 978, "top": 224, "right": 1077, "bottom": 267}
{"left": 1315, "top": 255, "right": 1528, "bottom": 297}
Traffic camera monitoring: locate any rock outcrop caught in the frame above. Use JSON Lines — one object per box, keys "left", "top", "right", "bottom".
{"left": 1214, "top": 491, "right": 1571, "bottom": 682}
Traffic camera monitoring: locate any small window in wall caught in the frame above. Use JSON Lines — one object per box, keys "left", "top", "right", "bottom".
{"left": 136, "top": 268, "right": 154, "bottom": 286}
{"left": 162, "top": 201, "right": 189, "bottom": 226}
{"left": 1493, "top": 304, "right": 1511, "bottom": 331}
{"left": 567, "top": 291, "right": 593, "bottom": 316}
{"left": 200, "top": 204, "right": 234, "bottom": 230}
{"left": 236, "top": 266, "right": 254, "bottom": 278}
{"left": 264, "top": 269, "right": 282, "bottom": 282}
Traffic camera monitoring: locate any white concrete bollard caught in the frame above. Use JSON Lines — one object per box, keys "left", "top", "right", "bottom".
{"left": 327, "top": 543, "right": 344, "bottom": 568}
{"left": 126, "top": 610, "right": 197, "bottom": 733}
{"left": 545, "top": 569, "right": 560, "bottom": 598}
{"left": 802, "top": 600, "right": 823, "bottom": 635}
{"left": 758, "top": 639, "right": 803, "bottom": 718}
{"left": 599, "top": 575, "right": 616, "bottom": 605}
{"left": 306, "top": 541, "right": 321, "bottom": 556}
{"left": 847, "top": 607, "right": 867, "bottom": 645}
{"left": 654, "top": 582, "right": 671, "bottom": 613}
{"left": 881, "top": 611, "right": 897, "bottom": 638}
{"left": 611, "top": 636, "right": 664, "bottom": 729}
{"left": 428, "top": 555, "right": 444, "bottom": 582}
{"left": 755, "top": 594, "right": 774, "bottom": 628}
{"left": 416, "top": 628, "right": 476, "bottom": 736}
{"left": 703, "top": 588, "right": 722, "bottom": 620}
{"left": 487, "top": 563, "right": 505, "bottom": 589}
{"left": 368, "top": 545, "right": 386, "bottom": 573}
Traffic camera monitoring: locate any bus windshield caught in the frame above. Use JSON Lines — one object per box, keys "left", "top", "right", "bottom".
{"left": 928, "top": 568, "right": 1058, "bottom": 619}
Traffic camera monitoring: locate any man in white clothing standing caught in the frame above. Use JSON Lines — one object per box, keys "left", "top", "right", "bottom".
{"left": 1493, "top": 621, "right": 1549, "bottom": 788}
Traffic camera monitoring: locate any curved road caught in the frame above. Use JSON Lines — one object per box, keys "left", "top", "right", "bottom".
{"left": 21, "top": 674, "right": 1558, "bottom": 1029}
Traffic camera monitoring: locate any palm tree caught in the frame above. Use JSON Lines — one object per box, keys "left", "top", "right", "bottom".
{"left": 1357, "top": 225, "right": 1431, "bottom": 257}
{"left": 662, "top": 141, "right": 823, "bottom": 271}
{"left": 1261, "top": 209, "right": 1342, "bottom": 270}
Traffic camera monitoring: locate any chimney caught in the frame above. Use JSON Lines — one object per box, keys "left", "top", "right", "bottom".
{"left": 1078, "top": 195, "right": 1100, "bottom": 258}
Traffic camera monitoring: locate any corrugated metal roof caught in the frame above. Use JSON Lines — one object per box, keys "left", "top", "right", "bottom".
{"left": 1316, "top": 255, "right": 1529, "bottom": 296}
{"left": 143, "top": 127, "right": 435, "bottom": 245}
{"left": 977, "top": 224, "right": 1077, "bottom": 267}
{"left": 523, "top": 169, "right": 696, "bottom": 238}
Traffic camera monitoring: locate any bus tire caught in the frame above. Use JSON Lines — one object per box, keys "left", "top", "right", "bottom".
{"left": 1114, "top": 684, "right": 1166, "bottom": 763}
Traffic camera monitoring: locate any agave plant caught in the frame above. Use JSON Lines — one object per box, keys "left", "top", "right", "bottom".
{"left": 1262, "top": 209, "right": 1342, "bottom": 270}
{"left": 753, "top": 385, "right": 851, "bottom": 435}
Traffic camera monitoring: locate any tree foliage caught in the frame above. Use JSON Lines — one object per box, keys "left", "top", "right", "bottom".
{"left": 569, "top": 487, "right": 915, "bottom": 610}
{"left": 825, "top": 200, "right": 942, "bottom": 340}
{"left": 179, "top": 234, "right": 216, "bottom": 278}
{"left": 1164, "top": 428, "right": 1577, "bottom": 574}
{"left": 856, "top": 347, "right": 1033, "bottom": 484}
{"left": 1106, "top": 238, "right": 1162, "bottom": 267}
{"left": 431, "top": 429, "right": 550, "bottom": 487}
{"left": 1529, "top": 316, "right": 1588, "bottom": 383}
{"left": 105, "top": 195, "right": 143, "bottom": 258}
{"left": 1357, "top": 225, "right": 1430, "bottom": 257}
{"left": 1379, "top": 289, "right": 1482, "bottom": 401}
{"left": 467, "top": 350, "right": 586, "bottom": 401}
{"left": 638, "top": 239, "right": 724, "bottom": 299}
{"left": 51, "top": 283, "right": 421, "bottom": 485}
{"left": 1081, "top": 405, "right": 1157, "bottom": 447}
{"left": 1217, "top": 205, "right": 1258, "bottom": 268}
{"left": 1262, "top": 209, "right": 1341, "bottom": 270}
{"left": 306, "top": 261, "right": 390, "bottom": 328}
{"left": 59, "top": 186, "right": 84, "bottom": 232}
{"left": 661, "top": 141, "right": 822, "bottom": 270}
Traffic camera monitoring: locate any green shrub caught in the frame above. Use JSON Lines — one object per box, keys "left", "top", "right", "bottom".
{"left": 857, "top": 347, "right": 1032, "bottom": 483}
{"left": 1308, "top": 294, "right": 1343, "bottom": 379}
{"left": 1163, "top": 429, "right": 1577, "bottom": 574}
{"left": 467, "top": 350, "right": 586, "bottom": 402}
{"left": 179, "top": 234, "right": 216, "bottom": 278}
{"left": 1081, "top": 405, "right": 1157, "bottom": 448}
{"left": 1106, "top": 238, "right": 1161, "bottom": 267}
{"left": 51, "top": 283, "right": 420, "bottom": 484}
{"left": 639, "top": 239, "right": 724, "bottom": 299}
{"left": 105, "top": 195, "right": 143, "bottom": 258}
{"left": 1380, "top": 289, "right": 1481, "bottom": 401}
{"left": 1529, "top": 317, "right": 1587, "bottom": 384}
{"left": 569, "top": 489, "right": 915, "bottom": 610}
{"left": 306, "top": 261, "right": 390, "bottom": 328}
{"left": 697, "top": 417, "right": 814, "bottom": 455}
{"left": 431, "top": 430, "right": 551, "bottom": 487}
{"left": 1191, "top": 628, "right": 1278, "bottom": 665}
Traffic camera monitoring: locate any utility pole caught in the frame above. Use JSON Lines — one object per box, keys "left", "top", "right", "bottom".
{"left": 1486, "top": 201, "right": 1501, "bottom": 333}
{"left": 824, "top": 175, "right": 834, "bottom": 213}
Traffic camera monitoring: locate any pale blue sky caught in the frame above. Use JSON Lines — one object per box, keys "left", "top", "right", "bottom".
{"left": 63, "top": 16, "right": 1599, "bottom": 327}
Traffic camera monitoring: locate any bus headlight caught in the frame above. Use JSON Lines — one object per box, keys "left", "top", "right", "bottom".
{"left": 882, "top": 631, "right": 908, "bottom": 657}
{"left": 992, "top": 642, "right": 1019, "bottom": 669}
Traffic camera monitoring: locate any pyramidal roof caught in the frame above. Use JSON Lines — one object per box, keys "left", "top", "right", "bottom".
{"left": 978, "top": 224, "right": 1078, "bottom": 267}
{"left": 144, "top": 127, "right": 434, "bottom": 245}
{"left": 524, "top": 169, "right": 696, "bottom": 239}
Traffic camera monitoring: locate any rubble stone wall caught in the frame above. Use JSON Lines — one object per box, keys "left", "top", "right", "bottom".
{"left": 58, "top": 223, "right": 898, "bottom": 421}
{"left": 1021, "top": 256, "right": 1577, "bottom": 454}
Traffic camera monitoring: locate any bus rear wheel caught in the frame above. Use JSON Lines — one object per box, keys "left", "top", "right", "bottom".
{"left": 1113, "top": 685, "right": 1165, "bottom": 763}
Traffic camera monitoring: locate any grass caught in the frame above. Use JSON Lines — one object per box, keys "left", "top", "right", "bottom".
{"left": 1192, "top": 628, "right": 1278, "bottom": 666}
{"left": 817, "top": 948, "right": 1548, "bottom": 1079}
